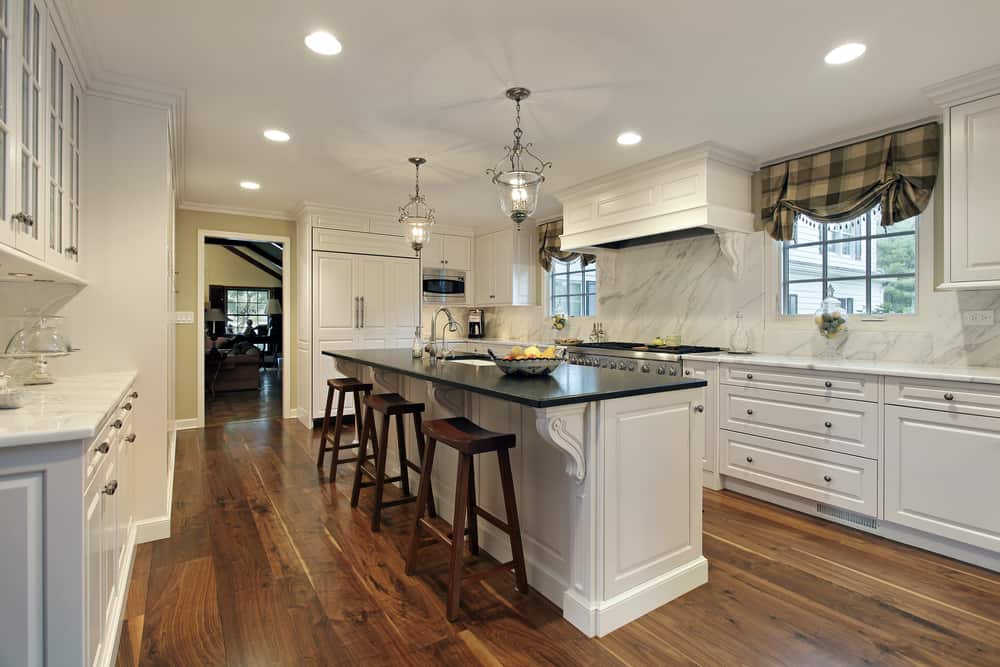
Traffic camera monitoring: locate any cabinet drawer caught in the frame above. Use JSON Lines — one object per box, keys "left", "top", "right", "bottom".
{"left": 86, "top": 422, "right": 117, "bottom": 484}
{"left": 720, "top": 385, "right": 878, "bottom": 458}
{"left": 721, "top": 364, "right": 878, "bottom": 401}
{"left": 885, "top": 376, "right": 1000, "bottom": 418}
{"left": 721, "top": 430, "right": 878, "bottom": 516}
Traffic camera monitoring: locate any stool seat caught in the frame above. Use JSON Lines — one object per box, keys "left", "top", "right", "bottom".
{"left": 328, "top": 377, "right": 373, "bottom": 392}
{"left": 364, "top": 392, "right": 425, "bottom": 416}
{"left": 422, "top": 417, "right": 515, "bottom": 454}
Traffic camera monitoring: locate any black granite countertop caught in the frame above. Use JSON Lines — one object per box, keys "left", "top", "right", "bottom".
{"left": 324, "top": 349, "right": 707, "bottom": 408}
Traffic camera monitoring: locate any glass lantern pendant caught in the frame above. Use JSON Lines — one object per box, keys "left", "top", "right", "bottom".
{"left": 486, "top": 87, "right": 552, "bottom": 231}
{"left": 398, "top": 157, "right": 435, "bottom": 255}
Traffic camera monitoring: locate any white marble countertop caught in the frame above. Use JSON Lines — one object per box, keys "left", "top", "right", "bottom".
{"left": 0, "top": 371, "right": 137, "bottom": 448}
{"left": 691, "top": 352, "right": 1000, "bottom": 385}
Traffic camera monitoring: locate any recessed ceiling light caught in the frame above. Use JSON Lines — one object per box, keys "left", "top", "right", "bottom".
{"left": 240, "top": 181, "right": 261, "bottom": 190}
{"left": 617, "top": 131, "right": 642, "bottom": 146}
{"left": 305, "top": 31, "right": 342, "bottom": 55}
{"left": 263, "top": 129, "right": 290, "bottom": 142}
{"left": 824, "top": 43, "right": 866, "bottom": 65}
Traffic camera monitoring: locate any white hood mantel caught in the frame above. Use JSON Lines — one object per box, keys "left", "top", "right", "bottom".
{"left": 555, "top": 142, "right": 757, "bottom": 271}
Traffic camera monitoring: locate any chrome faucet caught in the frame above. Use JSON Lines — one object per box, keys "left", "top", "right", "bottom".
{"left": 428, "top": 307, "right": 461, "bottom": 359}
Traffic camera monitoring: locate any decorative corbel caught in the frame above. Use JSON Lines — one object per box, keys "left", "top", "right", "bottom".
{"left": 426, "top": 381, "right": 465, "bottom": 415}
{"left": 533, "top": 403, "right": 588, "bottom": 483}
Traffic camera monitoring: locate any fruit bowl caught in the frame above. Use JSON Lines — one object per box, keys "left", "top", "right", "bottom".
{"left": 489, "top": 346, "right": 564, "bottom": 376}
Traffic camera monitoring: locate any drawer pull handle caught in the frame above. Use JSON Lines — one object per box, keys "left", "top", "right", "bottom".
{"left": 824, "top": 381, "right": 833, "bottom": 388}
{"left": 102, "top": 480, "right": 119, "bottom": 496}
{"left": 944, "top": 393, "right": 954, "bottom": 401}
{"left": 694, "top": 404, "right": 705, "bottom": 413}
{"left": 112, "top": 419, "right": 123, "bottom": 429}
{"left": 126, "top": 433, "right": 137, "bottom": 443}
{"left": 95, "top": 442, "right": 110, "bottom": 454}
{"left": 123, "top": 402, "right": 133, "bottom": 411}
{"left": 746, "top": 373, "right": 753, "bottom": 380}
{"left": 746, "top": 408, "right": 754, "bottom": 415}
{"left": 685, "top": 369, "right": 692, "bottom": 376}
{"left": 130, "top": 391, "right": 139, "bottom": 399}
{"left": 745, "top": 456, "right": 754, "bottom": 463}
{"left": 824, "top": 421, "right": 833, "bottom": 428}
{"left": 823, "top": 475, "right": 832, "bottom": 482}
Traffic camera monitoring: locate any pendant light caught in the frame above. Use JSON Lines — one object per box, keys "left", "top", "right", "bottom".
{"left": 486, "top": 87, "right": 552, "bottom": 231}
{"left": 398, "top": 157, "right": 435, "bottom": 255}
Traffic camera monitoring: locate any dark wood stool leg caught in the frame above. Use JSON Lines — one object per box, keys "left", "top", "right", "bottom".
{"left": 405, "top": 438, "right": 437, "bottom": 576}
{"left": 446, "top": 453, "right": 472, "bottom": 621}
{"left": 394, "top": 414, "right": 411, "bottom": 497}
{"left": 327, "top": 389, "right": 347, "bottom": 479}
{"left": 466, "top": 455, "right": 479, "bottom": 556}
{"left": 351, "top": 390, "right": 364, "bottom": 445}
{"left": 497, "top": 448, "right": 528, "bottom": 592}
{"left": 370, "top": 412, "right": 392, "bottom": 532}
{"left": 350, "top": 406, "right": 375, "bottom": 508}
{"left": 411, "top": 412, "right": 436, "bottom": 518}
{"left": 317, "top": 384, "right": 335, "bottom": 467}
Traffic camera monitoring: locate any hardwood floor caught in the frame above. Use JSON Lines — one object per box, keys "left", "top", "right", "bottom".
{"left": 117, "top": 417, "right": 1000, "bottom": 666}
{"left": 204, "top": 368, "right": 282, "bottom": 427}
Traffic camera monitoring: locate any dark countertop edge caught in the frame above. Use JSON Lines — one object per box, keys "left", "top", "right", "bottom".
{"left": 324, "top": 351, "right": 708, "bottom": 408}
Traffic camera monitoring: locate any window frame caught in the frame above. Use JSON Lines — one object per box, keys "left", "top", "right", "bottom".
{"left": 546, "top": 256, "right": 597, "bottom": 318}
{"left": 223, "top": 286, "right": 271, "bottom": 334}
{"left": 779, "top": 205, "right": 918, "bottom": 318}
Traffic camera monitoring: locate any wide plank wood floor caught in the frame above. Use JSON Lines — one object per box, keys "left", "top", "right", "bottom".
{"left": 117, "top": 416, "right": 1000, "bottom": 666}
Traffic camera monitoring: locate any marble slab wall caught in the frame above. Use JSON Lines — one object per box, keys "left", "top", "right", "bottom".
{"left": 481, "top": 231, "right": 1000, "bottom": 368}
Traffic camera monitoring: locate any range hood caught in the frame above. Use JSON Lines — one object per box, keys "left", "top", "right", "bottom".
{"left": 555, "top": 142, "right": 757, "bottom": 252}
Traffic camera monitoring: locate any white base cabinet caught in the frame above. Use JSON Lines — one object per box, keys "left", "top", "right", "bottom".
{"left": 884, "top": 405, "right": 1000, "bottom": 553}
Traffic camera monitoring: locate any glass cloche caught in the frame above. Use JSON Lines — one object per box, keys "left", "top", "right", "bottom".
{"left": 1, "top": 316, "right": 75, "bottom": 385}
{"left": 814, "top": 287, "right": 848, "bottom": 339}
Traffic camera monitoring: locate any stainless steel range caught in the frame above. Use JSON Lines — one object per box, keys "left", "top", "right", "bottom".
{"left": 565, "top": 342, "right": 723, "bottom": 376}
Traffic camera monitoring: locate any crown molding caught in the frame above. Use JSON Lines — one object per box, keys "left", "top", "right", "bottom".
{"left": 48, "top": 0, "right": 94, "bottom": 89}
{"left": 554, "top": 141, "right": 757, "bottom": 202}
{"left": 293, "top": 201, "right": 479, "bottom": 237}
{"left": 925, "top": 64, "right": 1000, "bottom": 107}
{"left": 178, "top": 201, "right": 294, "bottom": 222}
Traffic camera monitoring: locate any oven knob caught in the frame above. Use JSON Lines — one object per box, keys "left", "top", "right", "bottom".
{"left": 641, "top": 364, "right": 650, "bottom": 373}
{"left": 669, "top": 367, "right": 678, "bottom": 376}
{"left": 657, "top": 367, "right": 666, "bottom": 375}
{"left": 618, "top": 361, "right": 627, "bottom": 370}
{"left": 628, "top": 362, "right": 636, "bottom": 371}
{"left": 600, "top": 360, "right": 608, "bottom": 368}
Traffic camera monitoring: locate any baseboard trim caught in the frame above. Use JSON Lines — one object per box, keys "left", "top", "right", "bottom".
{"left": 135, "top": 515, "right": 170, "bottom": 543}
{"left": 174, "top": 417, "right": 199, "bottom": 430}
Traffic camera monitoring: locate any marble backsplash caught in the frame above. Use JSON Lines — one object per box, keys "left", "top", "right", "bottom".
{"left": 474, "top": 231, "right": 1000, "bottom": 368}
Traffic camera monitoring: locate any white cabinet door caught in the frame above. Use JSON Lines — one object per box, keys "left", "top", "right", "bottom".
{"left": 492, "top": 229, "right": 515, "bottom": 304}
{"left": 312, "top": 252, "right": 357, "bottom": 418}
{"left": 0, "top": 3, "right": 16, "bottom": 248}
{"left": 422, "top": 236, "right": 444, "bottom": 267}
{"left": 84, "top": 478, "right": 104, "bottom": 667}
{"left": 357, "top": 255, "right": 387, "bottom": 330}
{"left": 13, "top": 0, "right": 46, "bottom": 259}
{"left": 884, "top": 405, "right": 1000, "bottom": 552}
{"left": 117, "top": 431, "right": 134, "bottom": 573}
{"left": 442, "top": 235, "right": 471, "bottom": 270}
{"left": 947, "top": 94, "right": 1000, "bottom": 285}
{"left": 684, "top": 360, "right": 717, "bottom": 474}
{"left": 474, "top": 233, "right": 495, "bottom": 305}
{"left": 99, "top": 456, "right": 118, "bottom": 629}
{"left": 384, "top": 256, "right": 419, "bottom": 346}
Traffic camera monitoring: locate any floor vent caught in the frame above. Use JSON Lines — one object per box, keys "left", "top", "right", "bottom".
{"left": 816, "top": 503, "right": 878, "bottom": 529}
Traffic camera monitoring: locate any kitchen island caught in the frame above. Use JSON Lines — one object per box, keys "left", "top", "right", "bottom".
{"left": 324, "top": 348, "right": 708, "bottom": 637}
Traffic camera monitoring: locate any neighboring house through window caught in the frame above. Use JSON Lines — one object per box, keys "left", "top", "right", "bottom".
{"left": 781, "top": 202, "right": 917, "bottom": 316}
{"left": 549, "top": 257, "right": 597, "bottom": 317}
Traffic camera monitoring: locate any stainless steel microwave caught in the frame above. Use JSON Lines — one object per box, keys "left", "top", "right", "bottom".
{"left": 422, "top": 268, "right": 466, "bottom": 303}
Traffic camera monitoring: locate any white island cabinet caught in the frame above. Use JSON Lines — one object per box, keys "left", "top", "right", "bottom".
{"left": 0, "top": 372, "right": 139, "bottom": 667}
{"left": 328, "top": 349, "right": 708, "bottom": 637}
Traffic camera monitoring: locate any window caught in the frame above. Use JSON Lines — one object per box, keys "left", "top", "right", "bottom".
{"left": 225, "top": 287, "right": 270, "bottom": 334}
{"left": 781, "top": 203, "right": 917, "bottom": 316}
{"left": 549, "top": 257, "right": 597, "bottom": 317}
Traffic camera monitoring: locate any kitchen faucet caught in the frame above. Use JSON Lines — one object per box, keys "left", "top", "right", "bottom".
{"left": 428, "top": 307, "right": 462, "bottom": 359}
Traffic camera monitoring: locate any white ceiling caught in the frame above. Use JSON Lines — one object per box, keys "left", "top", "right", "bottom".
{"left": 69, "top": 0, "right": 1000, "bottom": 225}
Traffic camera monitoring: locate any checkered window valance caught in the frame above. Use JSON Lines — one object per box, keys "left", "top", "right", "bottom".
{"left": 757, "top": 122, "right": 940, "bottom": 241}
{"left": 537, "top": 219, "right": 596, "bottom": 271}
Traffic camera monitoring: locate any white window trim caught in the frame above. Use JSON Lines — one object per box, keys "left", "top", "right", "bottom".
{"left": 765, "top": 197, "right": 935, "bottom": 332}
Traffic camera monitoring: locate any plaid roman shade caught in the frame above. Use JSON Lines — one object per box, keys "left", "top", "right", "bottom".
{"left": 758, "top": 122, "right": 940, "bottom": 241}
{"left": 537, "top": 219, "right": 596, "bottom": 271}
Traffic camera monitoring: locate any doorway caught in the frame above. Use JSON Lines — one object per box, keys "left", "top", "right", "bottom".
{"left": 196, "top": 230, "right": 291, "bottom": 427}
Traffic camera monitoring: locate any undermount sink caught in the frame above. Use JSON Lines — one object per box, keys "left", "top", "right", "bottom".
{"left": 445, "top": 358, "right": 495, "bottom": 367}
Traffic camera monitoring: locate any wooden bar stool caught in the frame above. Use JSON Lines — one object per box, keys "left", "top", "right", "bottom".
{"left": 405, "top": 416, "right": 528, "bottom": 621}
{"left": 350, "top": 393, "right": 436, "bottom": 531}
{"left": 317, "top": 377, "right": 373, "bottom": 480}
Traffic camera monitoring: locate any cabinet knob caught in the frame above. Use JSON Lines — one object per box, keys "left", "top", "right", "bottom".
{"left": 944, "top": 393, "right": 955, "bottom": 401}
{"left": 824, "top": 421, "right": 832, "bottom": 428}
{"left": 112, "top": 419, "right": 123, "bottom": 429}
{"left": 745, "top": 456, "right": 754, "bottom": 463}
{"left": 823, "top": 475, "right": 832, "bottom": 482}
{"left": 824, "top": 381, "right": 833, "bottom": 388}
{"left": 12, "top": 211, "right": 33, "bottom": 227}
{"left": 95, "top": 442, "right": 110, "bottom": 454}
{"left": 102, "top": 480, "right": 119, "bottom": 496}
{"left": 746, "top": 373, "right": 753, "bottom": 380}
{"left": 130, "top": 391, "right": 139, "bottom": 399}
{"left": 123, "top": 402, "right": 133, "bottom": 411}
{"left": 694, "top": 404, "right": 705, "bottom": 413}
{"left": 126, "top": 433, "right": 137, "bottom": 443}
{"left": 746, "top": 408, "right": 754, "bottom": 415}
{"left": 66, "top": 246, "right": 78, "bottom": 257}
{"left": 684, "top": 369, "right": 692, "bottom": 376}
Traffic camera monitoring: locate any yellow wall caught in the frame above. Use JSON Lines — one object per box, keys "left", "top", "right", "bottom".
{"left": 203, "top": 243, "right": 281, "bottom": 303}
{"left": 174, "top": 209, "right": 296, "bottom": 421}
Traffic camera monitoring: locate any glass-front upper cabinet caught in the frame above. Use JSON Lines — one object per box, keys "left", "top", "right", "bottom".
{"left": 46, "top": 14, "right": 79, "bottom": 271}
{"left": 0, "top": 0, "right": 14, "bottom": 247}
{"left": 15, "top": 0, "right": 44, "bottom": 259}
